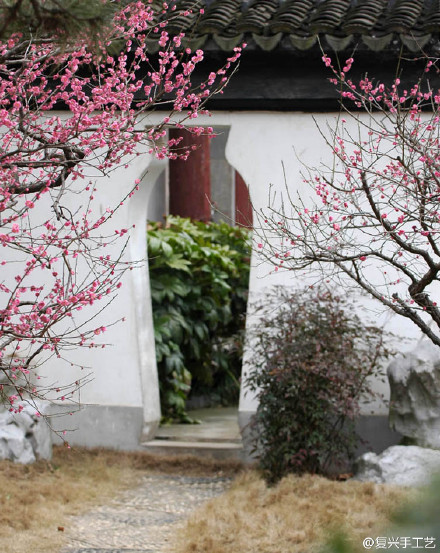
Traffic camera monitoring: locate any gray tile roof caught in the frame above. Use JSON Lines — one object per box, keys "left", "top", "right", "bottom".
{"left": 155, "top": 0, "right": 440, "bottom": 52}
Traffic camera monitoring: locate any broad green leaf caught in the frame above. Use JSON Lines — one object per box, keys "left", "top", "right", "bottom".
{"left": 161, "top": 240, "right": 173, "bottom": 257}
{"left": 148, "top": 215, "right": 250, "bottom": 422}
{"left": 165, "top": 257, "right": 192, "bottom": 272}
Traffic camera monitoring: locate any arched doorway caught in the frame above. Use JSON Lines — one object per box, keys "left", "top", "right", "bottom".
{"left": 144, "top": 125, "right": 252, "bottom": 459}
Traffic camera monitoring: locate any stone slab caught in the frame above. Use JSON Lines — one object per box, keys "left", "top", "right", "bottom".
{"left": 155, "top": 407, "right": 242, "bottom": 443}
{"left": 354, "top": 445, "right": 440, "bottom": 486}
{"left": 145, "top": 439, "right": 243, "bottom": 449}
{"left": 141, "top": 440, "right": 245, "bottom": 461}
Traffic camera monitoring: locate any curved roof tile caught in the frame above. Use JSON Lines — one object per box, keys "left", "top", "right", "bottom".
{"left": 342, "top": 0, "right": 388, "bottom": 34}
{"left": 236, "top": 0, "right": 279, "bottom": 34}
{"left": 198, "top": 0, "right": 242, "bottom": 34}
{"left": 157, "top": 0, "right": 440, "bottom": 53}
{"left": 269, "top": 0, "right": 315, "bottom": 35}
{"left": 165, "top": 0, "right": 203, "bottom": 33}
{"left": 308, "top": 0, "right": 352, "bottom": 34}
{"left": 420, "top": 0, "right": 440, "bottom": 33}
{"left": 386, "top": 0, "right": 424, "bottom": 33}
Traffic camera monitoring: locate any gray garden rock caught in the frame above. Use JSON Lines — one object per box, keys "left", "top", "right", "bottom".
{"left": 0, "top": 424, "right": 36, "bottom": 464}
{"left": 354, "top": 445, "right": 440, "bottom": 486}
{"left": 388, "top": 340, "right": 440, "bottom": 448}
{"left": 0, "top": 402, "right": 52, "bottom": 463}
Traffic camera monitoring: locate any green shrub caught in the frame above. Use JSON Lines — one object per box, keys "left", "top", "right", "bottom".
{"left": 148, "top": 216, "right": 250, "bottom": 422}
{"left": 246, "top": 286, "right": 388, "bottom": 483}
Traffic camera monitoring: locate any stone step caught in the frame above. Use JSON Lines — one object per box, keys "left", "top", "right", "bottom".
{"left": 152, "top": 434, "right": 242, "bottom": 444}
{"left": 141, "top": 407, "right": 246, "bottom": 461}
{"left": 140, "top": 438, "right": 245, "bottom": 461}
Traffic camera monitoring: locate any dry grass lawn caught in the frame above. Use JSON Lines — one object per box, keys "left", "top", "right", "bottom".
{"left": 0, "top": 446, "right": 415, "bottom": 553}
{"left": 168, "top": 471, "right": 414, "bottom": 553}
{"left": 0, "top": 445, "right": 243, "bottom": 553}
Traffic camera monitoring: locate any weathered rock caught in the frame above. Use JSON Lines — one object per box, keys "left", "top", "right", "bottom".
{"left": 388, "top": 341, "right": 440, "bottom": 449}
{"left": 22, "top": 403, "right": 52, "bottom": 460}
{"left": 0, "top": 424, "right": 36, "bottom": 464}
{"left": 0, "top": 402, "right": 52, "bottom": 463}
{"left": 354, "top": 445, "right": 440, "bottom": 486}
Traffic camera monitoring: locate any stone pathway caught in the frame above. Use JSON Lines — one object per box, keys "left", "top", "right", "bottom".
{"left": 60, "top": 473, "right": 231, "bottom": 553}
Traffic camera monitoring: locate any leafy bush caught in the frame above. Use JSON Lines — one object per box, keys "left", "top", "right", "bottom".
{"left": 148, "top": 216, "right": 250, "bottom": 422}
{"left": 246, "top": 287, "right": 388, "bottom": 483}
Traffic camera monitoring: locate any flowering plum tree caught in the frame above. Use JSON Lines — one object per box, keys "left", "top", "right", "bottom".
{"left": 0, "top": 0, "right": 243, "bottom": 417}
{"left": 258, "top": 55, "right": 440, "bottom": 347}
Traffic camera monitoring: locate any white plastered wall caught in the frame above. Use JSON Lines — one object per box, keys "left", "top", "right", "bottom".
{"left": 24, "top": 116, "right": 165, "bottom": 445}
{"left": 175, "top": 111, "right": 423, "bottom": 418}
{"left": 4, "top": 109, "right": 425, "bottom": 448}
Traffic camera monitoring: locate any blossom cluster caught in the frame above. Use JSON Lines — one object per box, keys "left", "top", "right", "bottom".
{"left": 258, "top": 54, "right": 440, "bottom": 346}
{"left": 0, "top": 0, "right": 243, "bottom": 418}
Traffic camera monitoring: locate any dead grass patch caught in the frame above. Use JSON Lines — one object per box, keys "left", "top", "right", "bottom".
{"left": 0, "top": 446, "right": 415, "bottom": 553}
{"left": 168, "top": 471, "right": 414, "bottom": 553}
{"left": 0, "top": 445, "right": 243, "bottom": 553}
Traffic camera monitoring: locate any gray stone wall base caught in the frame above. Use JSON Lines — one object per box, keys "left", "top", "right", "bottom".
{"left": 355, "top": 415, "right": 402, "bottom": 456}
{"left": 237, "top": 410, "right": 259, "bottom": 463}
{"left": 47, "top": 404, "right": 147, "bottom": 451}
{"left": 141, "top": 419, "right": 160, "bottom": 442}
{"left": 238, "top": 411, "right": 402, "bottom": 464}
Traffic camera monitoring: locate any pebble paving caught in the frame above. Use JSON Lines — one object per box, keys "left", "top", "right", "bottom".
{"left": 60, "top": 474, "right": 231, "bottom": 553}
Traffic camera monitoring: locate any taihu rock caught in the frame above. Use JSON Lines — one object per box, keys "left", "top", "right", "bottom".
{"left": 388, "top": 341, "right": 440, "bottom": 449}
{"left": 0, "top": 402, "right": 52, "bottom": 463}
{"left": 354, "top": 445, "right": 440, "bottom": 486}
